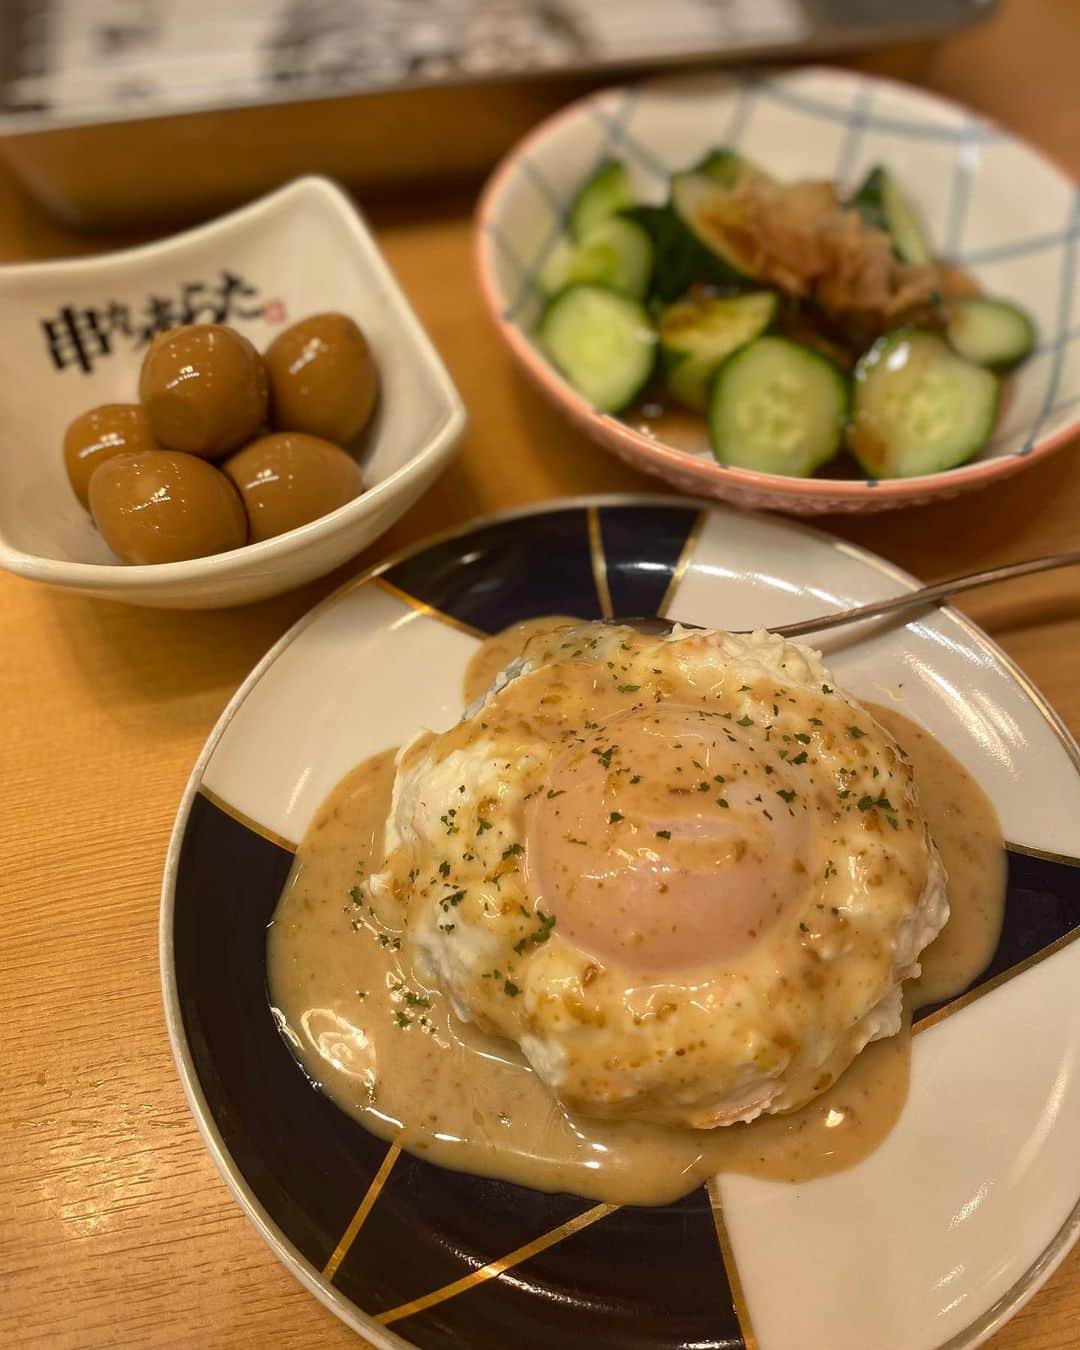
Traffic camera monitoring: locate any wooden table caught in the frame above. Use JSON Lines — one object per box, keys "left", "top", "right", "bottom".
{"left": 2, "top": 2, "right": 1078, "bottom": 1345}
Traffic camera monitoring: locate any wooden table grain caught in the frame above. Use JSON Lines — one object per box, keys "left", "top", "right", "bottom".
{"left": 2, "top": 2, "right": 1078, "bottom": 1346}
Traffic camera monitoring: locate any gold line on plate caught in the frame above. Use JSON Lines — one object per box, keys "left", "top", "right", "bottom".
{"left": 914, "top": 925, "right": 1080, "bottom": 1038}
{"left": 1004, "top": 840, "right": 1080, "bottom": 868}
{"left": 376, "top": 1201, "right": 619, "bottom": 1327}
{"left": 322, "top": 1144, "right": 402, "bottom": 1282}
{"left": 586, "top": 506, "right": 615, "bottom": 620}
{"left": 371, "top": 577, "right": 488, "bottom": 641}
{"left": 197, "top": 785, "right": 298, "bottom": 854}
{"left": 658, "top": 509, "right": 707, "bottom": 618}
{"left": 705, "top": 1177, "right": 759, "bottom": 1350}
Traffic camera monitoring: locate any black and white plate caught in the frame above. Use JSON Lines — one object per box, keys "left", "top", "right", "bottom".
{"left": 162, "top": 497, "right": 1080, "bottom": 1350}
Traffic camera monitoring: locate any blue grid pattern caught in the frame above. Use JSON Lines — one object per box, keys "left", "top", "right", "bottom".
{"left": 486, "top": 71, "right": 1080, "bottom": 471}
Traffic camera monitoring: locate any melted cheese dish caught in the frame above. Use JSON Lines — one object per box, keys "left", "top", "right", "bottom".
{"left": 369, "top": 623, "right": 947, "bottom": 1128}
{"left": 268, "top": 618, "right": 1004, "bottom": 1204}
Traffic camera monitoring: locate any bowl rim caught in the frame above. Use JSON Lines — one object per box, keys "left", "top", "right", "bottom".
{"left": 0, "top": 175, "right": 466, "bottom": 590}
{"left": 474, "top": 65, "right": 1079, "bottom": 506}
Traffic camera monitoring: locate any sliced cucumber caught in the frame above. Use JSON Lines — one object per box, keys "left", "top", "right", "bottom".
{"left": 693, "top": 147, "right": 772, "bottom": 188}
{"left": 623, "top": 204, "right": 697, "bottom": 303}
{"left": 848, "top": 329, "right": 999, "bottom": 478}
{"left": 660, "top": 291, "right": 778, "bottom": 411}
{"left": 539, "top": 216, "right": 653, "bottom": 300}
{"left": 669, "top": 172, "right": 764, "bottom": 287}
{"left": 539, "top": 284, "right": 656, "bottom": 413}
{"left": 569, "top": 160, "right": 635, "bottom": 242}
{"left": 945, "top": 296, "right": 1036, "bottom": 368}
{"left": 708, "top": 337, "right": 848, "bottom": 476}
{"left": 850, "top": 166, "right": 933, "bottom": 266}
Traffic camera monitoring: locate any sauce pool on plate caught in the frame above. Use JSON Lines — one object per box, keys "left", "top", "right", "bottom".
{"left": 267, "top": 621, "right": 1005, "bottom": 1206}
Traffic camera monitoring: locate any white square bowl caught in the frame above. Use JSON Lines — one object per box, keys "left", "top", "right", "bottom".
{"left": 0, "top": 175, "right": 466, "bottom": 607}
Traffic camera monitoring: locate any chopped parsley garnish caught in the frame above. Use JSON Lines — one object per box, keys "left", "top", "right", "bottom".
{"left": 738, "top": 684, "right": 751, "bottom": 692}
{"left": 513, "top": 910, "right": 556, "bottom": 954}
{"left": 697, "top": 781, "right": 709, "bottom": 793}
{"left": 349, "top": 884, "right": 364, "bottom": 905}
{"left": 547, "top": 788, "right": 566, "bottom": 799}
{"left": 790, "top": 751, "right": 808, "bottom": 765}
{"left": 502, "top": 842, "right": 524, "bottom": 859}
{"left": 822, "top": 684, "right": 833, "bottom": 694}
{"left": 655, "top": 829, "right": 672, "bottom": 840}
{"left": 438, "top": 861, "right": 451, "bottom": 878}
{"left": 715, "top": 798, "right": 729, "bottom": 809}
{"left": 630, "top": 775, "right": 641, "bottom": 784}
{"left": 776, "top": 788, "right": 797, "bottom": 803}
{"left": 503, "top": 980, "right": 521, "bottom": 997}
{"left": 608, "top": 811, "right": 624, "bottom": 824}
{"left": 847, "top": 725, "right": 866, "bottom": 739}
{"left": 736, "top": 715, "right": 753, "bottom": 727}
{"left": 799, "top": 922, "right": 810, "bottom": 933}
{"left": 857, "top": 793, "right": 894, "bottom": 812}
{"left": 793, "top": 733, "right": 811, "bottom": 744}
{"left": 808, "top": 717, "right": 823, "bottom": 726}
{"left": 404, "top": 991, "right": 431, "bottom": 1009}
{"left": 617, "top": 683, "right": 641, "bottom": 693}
{"left": 477, "top": 818, "right": 493, "bottom": 833}
{"left": 567, "top": 836, "right": 587, "bottom": 845}
{"left": 394, "top": 1011, "right": 412, "bottom": 1029}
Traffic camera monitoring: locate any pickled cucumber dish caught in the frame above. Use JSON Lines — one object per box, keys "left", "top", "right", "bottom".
{"left": 535, "top": 153, "right": 1036, "bottom": 479}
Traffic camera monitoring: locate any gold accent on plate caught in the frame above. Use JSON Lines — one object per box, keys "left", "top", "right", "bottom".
{"left": 658, "top": 509, "right": 707, "bottom": 618}
{"left": 197, "top": 785, "right": 298, "bottom": 853}
{"left": 586, "top": 506, "right": 614, "bottom": 620}
{"left": 376, "top": 1202, "right": 619, "bottom": 1327}
{"left": 1004, "top": 840, "right": 1080, "bottom": 868}
{"left": 914, "top": 925, "right": 1080, "bottom": 1038}
{"left": 323, "top": 1145, "right": 402, "bottom": 1282}
{"left": 371, "top": 577, "right": 488, "bottom": 640}
{"left": 705, "top": 1177, "right": 759, "bottom": 1350}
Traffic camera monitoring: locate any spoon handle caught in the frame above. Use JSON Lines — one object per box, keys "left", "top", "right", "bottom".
{"left": 770, "top": 552, "right": 1080, "bottom": 639}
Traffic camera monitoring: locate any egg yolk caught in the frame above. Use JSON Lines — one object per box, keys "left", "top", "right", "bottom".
{"left": 526, "top": 705, "right": 811, "bottom": 975}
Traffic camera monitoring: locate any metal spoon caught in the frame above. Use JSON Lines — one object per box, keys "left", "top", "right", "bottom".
{"left": 619, "top": 551, "right": 1080, "bottom": 640}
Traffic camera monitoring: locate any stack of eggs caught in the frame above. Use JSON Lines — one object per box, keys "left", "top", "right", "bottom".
{"left": 63, "top": 314, "right": 379, "bottom": 564}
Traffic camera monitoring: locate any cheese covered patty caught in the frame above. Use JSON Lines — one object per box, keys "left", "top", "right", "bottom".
{"left": 369, "top": 623, "right": 947, "bottom": 1128}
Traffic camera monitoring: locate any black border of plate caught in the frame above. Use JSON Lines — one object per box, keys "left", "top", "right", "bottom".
{"left": 162, "top": 496, "right": 1080, "bottom": 1350}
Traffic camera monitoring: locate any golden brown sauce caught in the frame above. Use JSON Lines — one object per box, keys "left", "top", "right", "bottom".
{"left": 461, "top": 615, "right": 584, "bottom": 707}
{"left": 869, "top": 703, "right": 1006, "bottom": 1005}
{"left": 267, "top": 627, "right": 1005, "bottom": 1205}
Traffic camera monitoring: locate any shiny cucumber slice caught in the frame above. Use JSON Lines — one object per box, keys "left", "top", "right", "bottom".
{"left": 539, "top": 217, "right": 653, "bottom": 300}
{"left": 539, "top": 284, "right": 656, "bottom": 413}
{"left": 848, "top": 329, "right": 999, "bottom": 478}
{"left": 569, "top": 160, "right": 636, "bottom": 241}
{"left": 850, "top": 166, "right": 933, "bottom": 266}
{"left": 660, "top": 291, "right": 778, "bottom": 411}
{"left": 708, "top": 336, "right": 849, "bottom": 476}
{"left": 945, "top": 296, "right": 1036, "bottom": 368}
